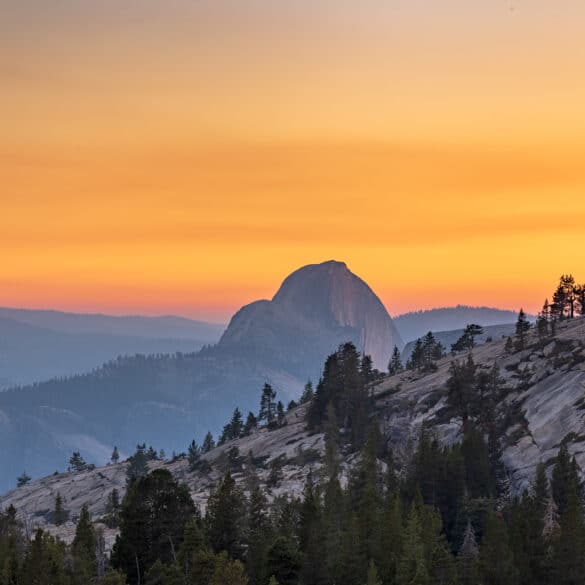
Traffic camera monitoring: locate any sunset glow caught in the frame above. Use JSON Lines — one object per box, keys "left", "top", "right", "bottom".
{"left": 2, "top": 1, "right": 585, "bottom": 320}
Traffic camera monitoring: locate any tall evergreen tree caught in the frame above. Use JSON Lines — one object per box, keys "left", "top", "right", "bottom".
{"left": 243, "top": 412, "right": 258, "bottom": 436}
{"left": 396, "top": 504, "right": 429, "bottom": 585}
{"left": 259, "top": 384, "right": 277, "bottom": 426}
{"left": 53, "top": 493, "right": 66, "bottom": 526}
{"left": 206, "top": 471, "right": 246, "bottom": 560}
{"left": 300, "top": 381, "right": 314, "bottom": 404}
{"left": 388, "top": 345, "right": 404, "bottom": 376}
{"left": 188, "top": 440, "right": 201, "bottom": 471}
{"left": 202, "top": 431, "right": 216, "bottom": 453}
{"left": 68, "top": 451, "right": 87, "bottom": 473}
{"left": 515, "top": 309, "right": 531, "bottom": 350}
{"left": 71, "top": 504, "right": 97, "bottom": 585}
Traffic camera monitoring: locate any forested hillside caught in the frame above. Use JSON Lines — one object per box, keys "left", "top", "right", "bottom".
{"left": 2, "top": 276, "right": 585, "bottom": 585}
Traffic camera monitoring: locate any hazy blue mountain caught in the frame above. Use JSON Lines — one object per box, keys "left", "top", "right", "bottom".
{"left": 0, "top": 260, "right": 401, "bottom": 491}
{"left": 0, "top": 307, "right": 224, "bottom": 339}
{"left": 0, "top": 311, "right": 225, "bottom": 389}
{"left": 393, "top": 305, "right": 534, "bottom": 342}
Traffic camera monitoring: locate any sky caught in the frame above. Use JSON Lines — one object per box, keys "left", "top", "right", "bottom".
{"left": 2, "top": 0, "right": 585, "bottom": 322}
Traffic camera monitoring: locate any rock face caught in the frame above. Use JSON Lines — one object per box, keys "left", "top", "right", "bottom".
{"left": 219, "top": 260, "right": 403, "bottom": 372}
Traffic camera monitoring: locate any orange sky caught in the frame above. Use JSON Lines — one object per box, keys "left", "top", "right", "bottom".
{"left": 2, "top": 1, "right": 585, "bottom": 321}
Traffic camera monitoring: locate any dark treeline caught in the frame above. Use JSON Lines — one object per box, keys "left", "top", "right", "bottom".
{"left": 2, "top": 427, "right": 583, "bottom": 585}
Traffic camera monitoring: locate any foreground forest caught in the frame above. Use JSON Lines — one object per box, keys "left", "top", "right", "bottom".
{"left": 2, "top": 275, "right": 585, "bottom": 585}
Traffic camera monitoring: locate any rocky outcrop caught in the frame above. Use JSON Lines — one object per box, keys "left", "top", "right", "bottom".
{"left": 219, "top": 260, "right": 403, "bottom": 372}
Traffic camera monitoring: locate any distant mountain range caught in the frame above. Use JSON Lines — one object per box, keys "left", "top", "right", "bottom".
{"left": 0, "top": 308, "right": 225, "bottom": 389}
{"left": 393, "top": 305, "right": 534, "bottom": 342}
{"left": 0, "top": 261, "right": 401, "bottom": 491}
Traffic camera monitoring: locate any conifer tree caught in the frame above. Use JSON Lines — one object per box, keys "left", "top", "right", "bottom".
{"left": 551, "top": 443, "right": 580, "bottom": 517}
{"left": 229, "top": 408, "right": 244, "bottom": 439}
{"left": 379, "top": 494, "right": 403, "bottom": 585}
{"left": 360, "top": 354, "right": 376, "bottom": 384}
{"left": 552, "top": 274, "right": 578, "bottom": 319}
{"left": 266, "top": 536, "right": 301, "bottom": 585}
{"left": 478, "top": 512, "right": 518, "bottom": 585}
{"left": 126, "top": 444, "right": 148, "bottom": 484}
{"left": 299, "top": 474, "right": 328, "bottom": 585}
{"left": 53, "top": 493, "right": 66, "bottom": 526}
{"left": 446, "top": 353, "right": 477, "bottom": 428}
{"left": 206, "top": 471, "right": 246, "bottom": 559}
{"left": 71, "top": 504, "right": 97, "bottom": 585}
{"left": 202, "top": 431, "right": 216, "bottom": 453}
{"left": 111, "top": 446, "right": 120, "bottom": 465}
{"left": 68, "top": 451, "right": 88, "bottom": 473}
{"left": 247, "top": 483, "right": 270, "bottom": 585}
{"left": 396, "top": 504, "right": 428, "bottom": 585}
{"left": 388, "top": 346, "right": 403, "bottom": 376}
{"left": 300, "top": 380, "right": 314, "bottom": 404}
{"left": 16, "top": 471, "right": 31, "bottom": 487}
{"left": 259, "top": 383, "right": 277, "bottom": 426}
{"left": 552, "top": 475, "right": 585, "bottom": 585}
{"left": 451, "top": 324, "right": 484, "bottom": 352}
{"left": 243, "top": 411, "right": 258, "bottom": 436}
{"left": 188, "top": 440, "right": 201, "bottom": 471}
{"left": 515, "top": 308, "right": 531, "bottom": 350}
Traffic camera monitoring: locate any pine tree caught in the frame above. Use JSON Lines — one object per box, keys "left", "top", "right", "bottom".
{"left": 360, "top": 354, "right": 376, "bottom": 384}
{"left": 552, "top": 475, "right": 585, "bottom": 585}
{"left": 552, "top": 275, "right": 578, "bottom": 319}
{"left": 68, "top": 451, "right": 88, "bottom": 472}
{"left": 111, "top": 469, "right": 196, "bottom": 584}
{"left": 451, "top": 324, "right": 484, "bottom": 352}
{"left": 71, "top": 504, "right": 97, "bottom": 584}
{"left": 16, "top": 471, "right": 31, "bottom": 487}
{"left": 202, "top": 431, "right": 216, "bottom": 453}
{"left": 206, "top": 471, "right": 246, "bottom": 559}
{"left": 259, "top": 383, "right": 277, "bottom": 426}
{"left": 396, "top": 504, "right": 429, "bottom": 585}
{"left": 388, "top": 346, "right": 403, "bottom": 376}
{"left": 104, "top": 488, "right": 121, "bottom": 528}
{"left": 551, "top": 443, "right": 580, "bottom": 517}
{"left": 379, "top": 494, "right": 403, "bottom": 585}
{"left": 446, "top": 353, "right": 477, "bottom": 428}
{"left": 53, "top": 493, "right": 66, "bottom": 526}
{"left": 229, "top": 408, "right": 244, "bottom": 439}
{"left": 300, "top": 380, "right": 314, "bottom": 404}
{"left": 515, "top": 308, "right": 531, "bottom": 351}
{"left": 299, "top": 474, "right": 328, "bottom": 585}
{"left": 266, "top": 536, "right": 301, "bottom": 585}
{"left": 111, "top": 446, "right": 120, "bottom": 465}
{"left": 126, "top": 444, "right": 148, "bottom": 484}
{"left": 188, "top": 440, "right": 201, "bottom": 471}
{"left": 247, "top": 483, "right": 270, "bottom": 585}
{"left": 243, "top": 411, "right": 258, "bottom": 436}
